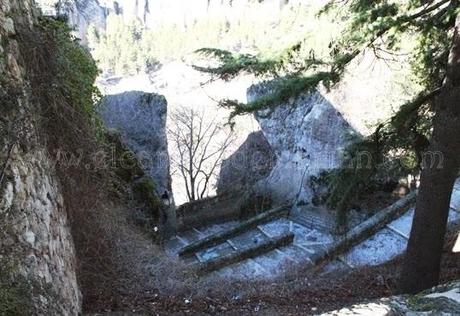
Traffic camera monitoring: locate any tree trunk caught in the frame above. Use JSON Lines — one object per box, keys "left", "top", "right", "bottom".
{"left": 400, "top": 15, "right": 460, "bottom": 293}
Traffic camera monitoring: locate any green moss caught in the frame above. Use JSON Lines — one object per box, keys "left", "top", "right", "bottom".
{"left": 1, "top": 35, "right": 10, "bottom": 50}
{"left": 0, "top": 259, "right": 32, "bottom": 316}
{"left": 133, "top": 176, "right": 161, "bottom": 219}
{"left": 0, "top": 283, "right": 30, "bottom": 315}
{"left": 105, "top": 130, "right": 144, "bottom": 183}
{"left": 0, "top": 261, "right": 63, "bottom": 315}
{"left": 0, "top": 281, "right": 30, "bottom": 315}
{"left": 0, "top": 207, "right": 30, "bottom": 315}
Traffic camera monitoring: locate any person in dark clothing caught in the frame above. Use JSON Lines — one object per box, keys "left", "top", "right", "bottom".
{"left": 160, "top": 191, "right": 170, "bottom": 226}
{"left": 161, "top": 190, "right": 169, "bottom": 202}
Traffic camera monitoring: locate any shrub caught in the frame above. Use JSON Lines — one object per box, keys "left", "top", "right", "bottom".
{"left": 133, "top": 176, "right": 160, "bottom": 213}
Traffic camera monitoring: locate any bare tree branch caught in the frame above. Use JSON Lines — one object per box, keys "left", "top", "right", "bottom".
{"left": 168, "top": 106, "right": 236, "bottom": 201}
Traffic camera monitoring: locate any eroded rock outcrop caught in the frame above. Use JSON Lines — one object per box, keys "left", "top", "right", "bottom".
{"left": 36, "top": 0, "right": 107, "bottom": 44}
{"left": 99, "top": 91, "right": 172, "bottom": 197}
{"left": 248, "top": 85, "right": 356, "bottom": 206}
{"left": 60, "top": 0, "right": 106, "bottom": 43}
{"left": 216, "top": 86, "right": 355, "bottom": 208}
{"left": 0, "top": 1, "right": 80, "bottom": 314}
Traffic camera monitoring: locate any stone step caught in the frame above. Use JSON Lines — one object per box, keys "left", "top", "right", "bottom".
{"left": 229, "top": 229, "right": 269, "bottom": 249}
{"left": 194, "top": 233, "right": 295, "bottom": 274}
{"left": 178, "top": 205, "right": 290, "bottom": 257}
{"left": 291, "top": 213, "right": 333, "bottom": 232}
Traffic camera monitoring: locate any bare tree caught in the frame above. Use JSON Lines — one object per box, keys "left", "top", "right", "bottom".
{"left": 169, "top": 106, "right": 235, "bottom": 202}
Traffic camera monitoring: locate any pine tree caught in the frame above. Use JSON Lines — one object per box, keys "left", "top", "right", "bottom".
{"left": 400, "top": 12, "right": 460, "bottom": 293}
{"left": 195, "top": 0, "right": 460, "bottom": 293}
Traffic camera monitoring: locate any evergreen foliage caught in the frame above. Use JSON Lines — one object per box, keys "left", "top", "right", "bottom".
{"left": 88, "top": 15, "right": 158, "bottom": 75}
{"left": 197, "top": 1, "right": 457, "bottom": 112}
{"left": 133, "top": 176, "right": 161, "bottom": 217}
{"left": 34, "top": 17, "right": 103, "bottom": 137}
{"left": 87, "top": 2, "right": 336, "bottom": 75}
{"left": 196, "top": 0, "right": 460, "bottom": 221}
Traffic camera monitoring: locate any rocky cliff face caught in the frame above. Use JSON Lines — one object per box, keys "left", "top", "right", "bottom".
{"left": 217, "top": 131, "right": 276, "bottom": 195}
{"left": 35, "top": 0, "right": 107, "bottom": 43}
{"left": 98, "top": 62, "right": 259, "bottom": 205}
{"left": 58, "top": 0, "right": 107, "bottom": 43}
{"left": 220, "top": 84, "right": 355, "bottom": 207}
{"left": 99, "top": 91, "right": 172, "bottom": 197}
{"left": 0, "top": 1, "right": 80, "bottom": 314}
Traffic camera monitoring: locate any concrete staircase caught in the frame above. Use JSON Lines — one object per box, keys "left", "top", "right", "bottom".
{"left": 165, "top": 217, "right": 333, "bottom": 278}
{"left": 290, "top": 206, "right": 336, "bottom": 232}
{"left": 291, "top": 212, "right": 332, "bottom": 232}
{"left": 165, "top": 179, "right": 460, "bottom": 279}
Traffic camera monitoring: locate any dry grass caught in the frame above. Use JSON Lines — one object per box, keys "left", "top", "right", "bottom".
{"left": 14, "top": 18, "right": 148, "bottom": 309}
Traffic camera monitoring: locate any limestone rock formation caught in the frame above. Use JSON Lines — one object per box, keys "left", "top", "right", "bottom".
{"left": 61, "top": 0, "right": 107, "bottom": 43}
{"left": 0, "top": 1, "right": 80, "bottom": 314}
{"left": 98, "top": 61, "right": 259, "bottom": 205}
{"left": 248, "top": 84, "right": 356, "bottom": 206}
{"left": 36, "top": 0, "right": 107, "bottom": 44}
{"left": 99, "top": 91, "right": 172, "bottom": 197}
{"left": 217, "top": 131, "right": 276, "bottom": 195}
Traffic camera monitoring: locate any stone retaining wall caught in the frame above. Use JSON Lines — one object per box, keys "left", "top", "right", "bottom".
{"left": 176, "top": 193, "right": 243, "bottom": 231}
{"left": 0, "top": 2, "right": 81, "bottom": 314}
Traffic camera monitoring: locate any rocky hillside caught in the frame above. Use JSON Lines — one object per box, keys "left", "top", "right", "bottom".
{"left": 0, "top": 1, "right": 80, "bottom": 314}
{"left": 36, "top": 0, "right": 106, "bottom": 43}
